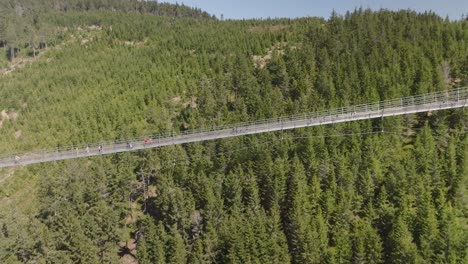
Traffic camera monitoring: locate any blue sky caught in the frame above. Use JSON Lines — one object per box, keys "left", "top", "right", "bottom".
{"left": 162, "top": 0, "right": 468, "bottom": 20}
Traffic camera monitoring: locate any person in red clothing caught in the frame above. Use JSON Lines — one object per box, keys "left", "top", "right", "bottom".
{"left": 143, "top": 139, "right": 153, "bottom": 146}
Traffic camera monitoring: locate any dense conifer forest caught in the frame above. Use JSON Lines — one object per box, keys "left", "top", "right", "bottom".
{"left": 0, "top": 0, "right": 467, "bottom": 263}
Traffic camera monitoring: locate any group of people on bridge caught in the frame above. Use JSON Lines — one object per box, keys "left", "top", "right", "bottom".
{"left": 12, "top": 137, "right": 157, "bottom": 164}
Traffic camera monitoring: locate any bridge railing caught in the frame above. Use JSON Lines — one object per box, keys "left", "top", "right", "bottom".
{"left": 0, "top": 87, "right": 467, "bottom": 167}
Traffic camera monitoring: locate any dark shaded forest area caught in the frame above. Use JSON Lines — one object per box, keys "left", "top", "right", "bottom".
{"left": 0, "top": 1, "right": 467, "bottom": 263}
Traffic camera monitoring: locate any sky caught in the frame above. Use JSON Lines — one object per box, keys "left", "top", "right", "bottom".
{"left": 162, "top": 0, "right": 468, "bottom": 20}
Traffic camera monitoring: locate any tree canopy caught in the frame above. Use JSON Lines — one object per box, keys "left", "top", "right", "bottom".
{"left": 0, "top": 4, "right": 467, "bottom": 263}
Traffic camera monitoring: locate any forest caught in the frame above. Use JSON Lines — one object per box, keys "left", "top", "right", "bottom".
{"left": 0, "top": 0, "right": 468, "bottom": 263}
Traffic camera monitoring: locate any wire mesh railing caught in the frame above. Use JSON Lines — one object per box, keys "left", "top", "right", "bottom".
{"left": 1, "top": 87, "right": 467, "bottom": 168}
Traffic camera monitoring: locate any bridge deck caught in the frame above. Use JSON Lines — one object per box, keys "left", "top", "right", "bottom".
{"left": 1, "top": 88, "right": 467, "bottom": 168}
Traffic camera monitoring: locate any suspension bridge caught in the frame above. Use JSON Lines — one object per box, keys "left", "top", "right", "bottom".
{"left": 1, "top": 88, "right": 467, "bottom": 169}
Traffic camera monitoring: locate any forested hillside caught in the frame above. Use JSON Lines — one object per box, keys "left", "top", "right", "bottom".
{"left": 0, "top": 0, "right": 211, "bottom": 65}
{"left": 0, "top": 1, "right": 468, "bottom": 263}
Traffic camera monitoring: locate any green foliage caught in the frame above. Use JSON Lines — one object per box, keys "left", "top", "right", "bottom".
{"left": 389, "top": 216, "right": 422, "bottom": 263}
{"left": 0, "top": 6, "right": 467, "bottom": 264}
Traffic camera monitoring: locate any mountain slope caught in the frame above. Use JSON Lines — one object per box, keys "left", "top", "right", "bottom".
{"left": 0, "top": 7, "right": 467, "bottom": 264}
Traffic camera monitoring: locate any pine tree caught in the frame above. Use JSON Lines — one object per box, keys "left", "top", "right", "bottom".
{"left": 137, "top": 218, "right": 166, "bottom": 264}
{"left": 242, "top": 167, "right": 261, "bottom": 211}
{"left": 414, "top": 188, "right": 439, "bottom": 262}
{"left": 351, "top": 218, "right": 383, "bottom": 263}
{"left": 284, "top": 156, "right": 328, "bottom": 263}
{"left": 189, "top": 238, "right": 207, "bottom": 264}
{"left": 265, "top": 205, "right": 291, "bottom": 263}
{"left": 223, "top": 168, "right": 243, "bottom": 212}
{"left": 388, "top": 216, "right": 421, "bottom": 263}
{"left": 166, "top": 225, "right": 187, "bottom": 264}
{"left": 413, "top": 123, "right": 436, "bottom": 178}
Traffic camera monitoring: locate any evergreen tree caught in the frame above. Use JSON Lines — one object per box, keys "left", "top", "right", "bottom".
{"left": 166, "top": 225, "right": 187, "bottom": 264}
{"left": 388, "top": 216, "right": 421, "bottom": 263}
